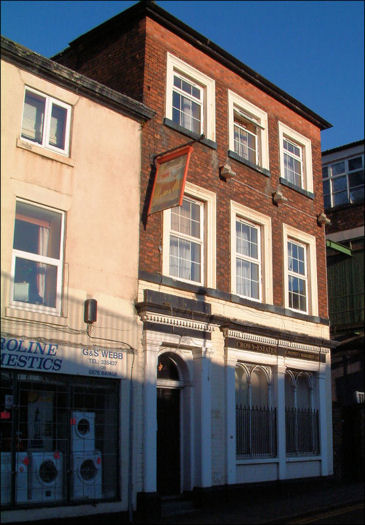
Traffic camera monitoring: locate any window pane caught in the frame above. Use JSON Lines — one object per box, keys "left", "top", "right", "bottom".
{"left": 350, "top": 186, "right": 364, "bottom": 203}
{"left": 324, "top": 194, "right": 331, "bottom": 208}
{"left": 14, "top": 257, "right": 57, "bottom": 307}
{"left": 323, "top": 180, "right": 330, "bottom": 195}
{"left": 331, "top": 162, "right": 345, "bottom": 176}
{"left": 322, "top": 166, "right": 329, "bottom": 179}
{"left": 284, "top": 153, "right": 302, "bottom": 186}
{"left": 21, "top": 91, "right": 45, "bottom": 143}
{"left": 348, "top": 157, "right": 362, "bottom": 171}
{"left": 349, "top": 170, "right": 364, "bottom": 188}
{"left": 14, "top": 202, "right": 62, "bottom": 259}
{"left": 332, "top": 176, "right": 347, "bottom": 192}
{"left": 333, "top": 191, "right": 348, "bottom": 207}
{"left": 49, "top": 104, "right": 67, "bottom": 149}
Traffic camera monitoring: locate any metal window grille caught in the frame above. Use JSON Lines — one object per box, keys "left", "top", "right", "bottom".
{"left": 0, "top": 370, "right": 119, "bottom": 508}
{"left": 236, "top": 405, "right": 277, "bottom": 457}
{"left": 285, "top": 407, "right": 320, "bottom": 456}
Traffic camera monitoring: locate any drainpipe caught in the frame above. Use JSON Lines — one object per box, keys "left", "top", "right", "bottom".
{"left": 128, "top": 347, "right": 136, "bottom": 523}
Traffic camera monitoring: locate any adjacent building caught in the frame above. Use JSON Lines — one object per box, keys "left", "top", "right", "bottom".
{"left": 2, "top": 0, "right": 336, "bottom": 521}
{"left": 1, "top": 35, "right": 153, "bottom": 522}
{"left": 322, "top": 139, "right": 364, "bottom": 480}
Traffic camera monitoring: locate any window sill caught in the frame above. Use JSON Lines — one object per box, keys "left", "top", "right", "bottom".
{"left": 163, "top": 118, "right": 217, "bottom": 150}
{"left": 16, "top": 138, "right": 75, "bottom": 167}
{"left": 5, "top": 306, "right": 68, "bottom": 326}
{"left": 279, "top": 177, "right": 314, "bottom": 199}
{"left": 237, "top": 457, "right": 278, "bottom": 464}
{"left": 325, "top": 199, "right": 364, "bottom": 212}
{"left": 228, "top": 150, "right": 271, "bottom": 177}
{"left": 139, "top": 270, "right": 329, "bottom": 325}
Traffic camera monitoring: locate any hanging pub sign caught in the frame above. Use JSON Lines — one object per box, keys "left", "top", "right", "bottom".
{"left": 148, "top": 145, "right": 193, "bottom": 215}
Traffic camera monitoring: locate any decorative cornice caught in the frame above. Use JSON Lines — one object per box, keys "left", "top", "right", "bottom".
{"left": 140, "top": 311, "right": 214, "bottom": 333}
{"left": 224, "top": 329, "right": 330, "bottom": 355}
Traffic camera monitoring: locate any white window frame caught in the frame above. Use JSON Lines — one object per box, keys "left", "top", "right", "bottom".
{"left": 21, "top": 86, "right": 71, "bottom": 156}
{"left": 235, "top": 219, "right": 262, "bottom": 301}
{"left": 11, "top": 199, "right": 65, "bottom": 315}
{"left": 287, "top": 239, "right": 308, "bottom": 313}
{"left": 322, "top": 153, "right": 364, "bottom": 208}
{"left": 231, "top": 201, "right": 273, "bottom": 304}
{"left": 166, "top": 53, "right": 216, "bottom": 142}
{"left": 278, "top": 122, "right": 313, "bottom": 194}
{"left": 228, "top": 90, "right": 269, "bottom": 171}
{"left": 283, "top": 224, "right": 318, "bottom": 316}
{"left": 163, "top": 182, "right": 216, "bottom": 288}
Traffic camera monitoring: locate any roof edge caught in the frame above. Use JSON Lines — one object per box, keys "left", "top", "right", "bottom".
{"left": 322, "top": 139, "right": 364, "bottom": 156}
{"left": 1, "top": 35, "right": 155, "bottom": 123}
{"left": 54, "top": 0, "right": 332, "bottom": 131}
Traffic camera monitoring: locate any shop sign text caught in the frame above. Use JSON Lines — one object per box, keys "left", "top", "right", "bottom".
{"left": 1, "top": 337, "right": 124, "bottom": 378}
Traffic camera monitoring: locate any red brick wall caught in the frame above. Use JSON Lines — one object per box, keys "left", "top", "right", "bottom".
{"left": 55, "top": 14, "right": 329, "bottom": 319}
{"left": 326, "top": 202, "right": 364, "bottom": 235}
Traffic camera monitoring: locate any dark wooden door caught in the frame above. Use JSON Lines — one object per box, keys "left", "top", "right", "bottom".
{"left": 157, "top": 387, "right": 180, "bottom": 495}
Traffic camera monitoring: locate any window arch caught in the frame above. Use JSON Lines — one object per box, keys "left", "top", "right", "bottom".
{"left": 157, "top": 354, "right": 180, "bottom": 381}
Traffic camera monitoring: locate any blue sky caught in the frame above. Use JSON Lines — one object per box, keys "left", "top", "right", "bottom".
{"left": 1, "top": 0, "right": 364, "bottom": 151}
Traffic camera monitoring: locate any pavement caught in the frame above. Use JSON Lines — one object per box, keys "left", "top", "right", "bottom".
{"left": 4, "top": 478, "right": 364, "bottom": 525}
{"left": 152, "top": 479, "right": 365, "bottom": 524}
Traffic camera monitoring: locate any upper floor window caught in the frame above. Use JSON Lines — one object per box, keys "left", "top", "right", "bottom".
{"left": 322, "top": 154, "right": 364, "bottom": 208}
{"left": 166, "top": 53, "right": 216, "bottom": 142}
{"left": 228, "top": 91, "right": 269, "bottom": 172}
{"left": 172, "top": 73, "right": 202, "bottom": 135}
{"left": 278, "top": 122, "right": 313, "bottom": 195}
{"left": 231, "top": 201, "right": 273, "bottom": 304}
{"left": 21, "top": 87, "right": 71, "bottom": 155}
{"left": 235, "top": 219, "right": 261, "bottom": 301}
{"left": 283, "top": 138, "right": 303, "bottom": 187}
{"left": 287, "top": 240, "right": 307, "bottom": 313}
{"left": 169, "top": 197, "right": 204, "bottom": 284}
{"left": 283, "top": 224, "right": 318, "bottom": 316}
{"left": 163, "top": 182, "right": 216, "bottom": 288}
{"left": 11, "top": 200, "right": 65, "bottom": 314}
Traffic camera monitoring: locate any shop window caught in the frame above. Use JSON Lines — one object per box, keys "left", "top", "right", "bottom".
{"left": 11, "top": 200, "right": 65, "bottom": 315}
{"left": 235, "top": 364, "right": 276, "bottom": 457}
{"left": 285, "top": 370, "right": 319, "bottom": 455}
{"left": 0, "top": 370, "right": 119, "bottom": 508}
{"left": 21, "top": 87, "right": 71, "bottom": 155}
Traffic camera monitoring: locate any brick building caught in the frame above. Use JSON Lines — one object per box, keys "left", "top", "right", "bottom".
{"left": 322, "top": 139, "right": 364, "bottom": 480}
{"left": 53, "top": 0, "right": 335, "bottom": 510}
{"left": 1, "top": 0, "right": 336, "bottom": 521}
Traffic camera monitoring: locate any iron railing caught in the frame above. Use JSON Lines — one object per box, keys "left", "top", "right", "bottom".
{"left": 236, "top": 405, "right": 277, "bottom": 457}
{"left": 285, "top": 407, "right": 320, "bottom": 455}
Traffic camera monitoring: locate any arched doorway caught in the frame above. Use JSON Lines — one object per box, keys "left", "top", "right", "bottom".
{"left": 156, "top": 353, "right": 184, "bottom": 495}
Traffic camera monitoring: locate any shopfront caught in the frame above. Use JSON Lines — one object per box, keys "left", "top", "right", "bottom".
{"left": 0, "top": 336, "right": 122, "bottom": 509}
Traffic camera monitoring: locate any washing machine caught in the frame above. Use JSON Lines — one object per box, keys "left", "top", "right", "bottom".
{"left": 71, "top": 411, "right": 95, "bottom": 452}
{"left": 71, "top": 450, "right": 102, "bottom": 500}
{"left": 1, "top": 452, "right": 30, "bottom": 505}
{"left": 29, "top": 451, "right": 63, "bottom": 503}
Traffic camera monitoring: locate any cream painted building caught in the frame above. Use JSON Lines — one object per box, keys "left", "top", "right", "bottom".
{"left": 1, "top": 36, "right": 153, "bottom": 522}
